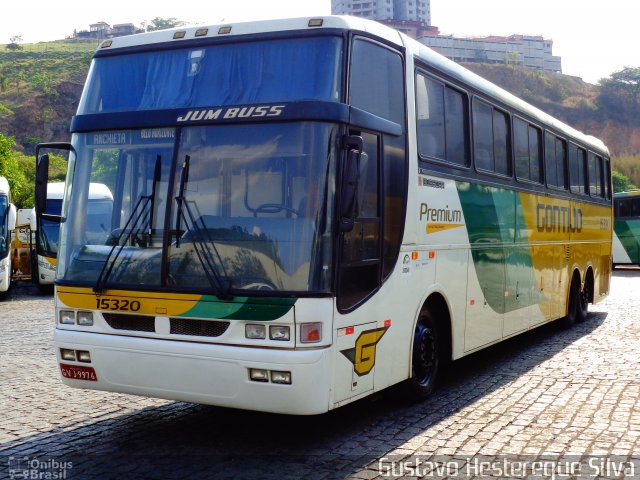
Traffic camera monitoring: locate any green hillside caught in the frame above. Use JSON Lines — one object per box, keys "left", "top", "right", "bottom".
{"left": 0, "top": 39, "right": 98, "bottom": 150}
{"left": 0, "top": 38, "right": 639, "bottom": 190}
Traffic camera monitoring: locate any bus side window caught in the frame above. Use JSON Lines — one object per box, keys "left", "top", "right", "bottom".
{"left": 569, "top": 144, "right": 587, "bottom": 195}
{"left": 587, "top": 152, "right": 602, "bottom": 198}
{"left": 515, "top": 118, "right": 542, "bottom": 184}
{"left": 473, "top": 99, "right": 511, "bottom": 176}
{"left": 416, "top": 72, "right": 469, "bottom": 166}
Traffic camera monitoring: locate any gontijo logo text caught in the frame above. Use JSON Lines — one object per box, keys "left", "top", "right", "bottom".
{"left": 536, "top": 203, "right": 582, "bottom": 233}
{"left": 177, "top": 105, "right": 285, "bottom": 122}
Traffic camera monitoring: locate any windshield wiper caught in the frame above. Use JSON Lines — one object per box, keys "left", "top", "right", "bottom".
{"left": 174, "top": 155, "right": 232, "bottom": 300}
{"left": 93, "top": 155, "right": 162, "bottom": 293}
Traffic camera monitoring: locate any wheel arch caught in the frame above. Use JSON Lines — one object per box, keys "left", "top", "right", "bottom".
{"left": 413, "top": 291, "right": 453, "bottom": 363}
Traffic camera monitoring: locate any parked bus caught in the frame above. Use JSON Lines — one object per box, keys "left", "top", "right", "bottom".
{"left": 613, "top": 190, "right": 640, "bottom": 267}
{"left": 11, "top": 208, "right": 36, "bottom": 284}
{"left": 36, "top": 16, "right": 612, "bottom": 414}
{"left": 0, "top": 177, "right": 17, "bottom": 297}
{"left": 36, "top": 182, "right": 114, "bottom": 286}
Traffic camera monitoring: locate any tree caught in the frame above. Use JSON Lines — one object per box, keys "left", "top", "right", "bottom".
{"left": 598, "top": 66, "right": 640, "bottom": 124}
{"left": 612, "top": 170, "right": 637, "bottom": 193}
{"left": 6, "top": 35, "right": 23, "bottom": 50}
{"left": 144, "top": 17, "right": 186, "bottom": 32}
{"left": 0, "top": 103, "right": 13, "bottom": 117}
{"left": 0, "top": 133, "right": 29, "bottom": 206}
{"left": 505, "top": 51, "right": 521, "bottom": 67}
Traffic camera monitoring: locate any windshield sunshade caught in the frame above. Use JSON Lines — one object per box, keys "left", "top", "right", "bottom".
{"left": 79, "top": 37, "right": 343, "bottom": 114}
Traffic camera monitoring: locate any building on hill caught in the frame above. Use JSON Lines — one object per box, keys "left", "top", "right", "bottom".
{"left": 332, "top": 0, "right": 431, "bottom": 24}
{"left": 419, "top": 32, "right": 562, "bottom": 73}
{"left": 330, "top": 0, "right": 562, "bottom": 73}
{"left": 76, "top": 21, "right": 142, "bottom": 39}
{"left": 111, "top": 23, "right": 137, "bottom": 37}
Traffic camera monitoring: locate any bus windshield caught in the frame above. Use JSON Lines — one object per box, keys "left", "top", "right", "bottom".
{"left": 58, "top": 122, "right": 337, "bottom": 295}
{"left": 78, "top": 36, "right": 343, "bottom": 114}
{"left": 0, "top": 195, "right": 8, "bottom": 257}
{"left": 39, "top": 198, "right": 62, "bottom": 257}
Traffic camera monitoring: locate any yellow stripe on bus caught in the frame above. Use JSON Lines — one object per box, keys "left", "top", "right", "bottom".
{"left": 57, "top": 286, "right": 202, "bottom": 316}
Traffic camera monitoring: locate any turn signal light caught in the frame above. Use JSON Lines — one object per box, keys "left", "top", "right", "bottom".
{"left": 300, "top": 323, "right": 322, "bottom": 343}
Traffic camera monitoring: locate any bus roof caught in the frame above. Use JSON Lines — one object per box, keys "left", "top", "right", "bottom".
{"left": 0, "top": 176, "right": 9, "bottom": 195}
{"left": 47, "top": 182, "right": 113, "bottom": 201}
{"left": 613, "top": 190, "right": 640, "bottom": 199}
{"left": 95, "top": 15, "right": 608, "bottom": 157}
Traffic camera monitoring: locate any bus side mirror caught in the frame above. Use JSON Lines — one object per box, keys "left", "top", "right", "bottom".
{"left": 35, "top": 153, "right": 50, "bottom": 215}
{"left": 339, "top": 146, "right": 366, "bottom": 233}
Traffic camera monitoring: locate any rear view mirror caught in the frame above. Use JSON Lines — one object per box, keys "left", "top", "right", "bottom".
{"left": 338, "top": 135, "right": 365, "bottom": 233}
{"left": 34, "top": 142, "right": 73, "bottom": 222}
{"left": 35, "top": 154, "right": 50, "bottom": 215}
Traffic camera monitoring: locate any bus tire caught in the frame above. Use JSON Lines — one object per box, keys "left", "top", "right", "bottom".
{"left": 562, "top": 273, "right": 581, "bottom": 328}
{"left": 576, "top": 274, "right": 591, "bottom": 323}
{"left": 407, "top": 308, "right": 441, "bottom": 400}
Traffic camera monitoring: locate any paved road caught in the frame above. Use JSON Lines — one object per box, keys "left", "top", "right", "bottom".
{"left": 1, "top": 270, "right": 639, "bottom": 479}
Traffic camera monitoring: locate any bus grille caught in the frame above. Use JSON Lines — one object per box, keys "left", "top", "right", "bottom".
{"left": 170, "top": 318, "right": 230, "bottom": 337}
{"left": 102, "top": 313, "right": 230, "bottom": 338}
{"left": 103, "top": 313, "right": 155, "bottom": 332}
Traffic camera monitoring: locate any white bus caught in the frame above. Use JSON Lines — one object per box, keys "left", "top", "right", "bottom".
{"left": 36, "top": 182, "right": 114, "bottom": 286}
{"left": 0, "top": 177, "right": 17, "bottom": 297}
{"left": 36, "top": 16, "right": 611, "bottom": 414}
{"left": 612, "top": 190, "right": 640, "bottom": 267}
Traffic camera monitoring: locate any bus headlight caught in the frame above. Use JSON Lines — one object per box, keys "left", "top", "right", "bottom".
{"left": 249, "top": 368, "right": 269, "bottom": 382}
{"left": 60, "top": 348, "right": 76, "bottom": 361}
{"left": 76, "top": 350, "right": 92, "bottom": 363}
{"left": 269, "top": 325, "right": 290, "bottom": 341}
{"left": 59, "top": 310, "right": 76, "bottom": 325}
{"left": 270, "top": 371, "right": 292, "bottom": 384}
{"left": 77, "top": 311, "right": 94, "bottom": 326}
{"left": 38, "top": 260, "right": 56, "bottom": 271}
{"left": 245, "top": 324, "right": 266, "bottom": 339}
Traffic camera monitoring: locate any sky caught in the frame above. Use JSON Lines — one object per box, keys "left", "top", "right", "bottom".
{"left": 2, "top": 0, "right": 638, "bottom": 84}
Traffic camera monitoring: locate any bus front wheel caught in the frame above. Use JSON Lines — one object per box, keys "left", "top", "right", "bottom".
{"left": 408, "top": 308, "right": 441, "bottom": 400}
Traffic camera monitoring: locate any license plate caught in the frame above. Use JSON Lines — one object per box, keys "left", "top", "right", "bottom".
{"left": 60, "top": 364, "right": 98, "bottom": 382}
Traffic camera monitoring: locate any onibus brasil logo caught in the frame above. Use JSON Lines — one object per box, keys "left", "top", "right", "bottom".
{"left": 341, "top": 326, "right": 389, "bottom": 376}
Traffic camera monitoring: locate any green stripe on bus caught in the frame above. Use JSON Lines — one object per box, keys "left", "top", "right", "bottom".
{"left": 179, "top": 296, "right": 296, "bottom": 320}
{"left": 457, "top": 182, "right": 541, "bottom": 314}
{"left": 614, "top": 219, "right": 640, "bottom": 263}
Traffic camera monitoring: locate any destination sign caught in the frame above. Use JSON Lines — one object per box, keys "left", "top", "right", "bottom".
{"left": 85, "top": 129, "right": 175, "bottom": 147}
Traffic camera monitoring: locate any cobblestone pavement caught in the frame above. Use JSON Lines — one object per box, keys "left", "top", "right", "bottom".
{"left": 1, "top": 270, "right": 639, "bottom": 479}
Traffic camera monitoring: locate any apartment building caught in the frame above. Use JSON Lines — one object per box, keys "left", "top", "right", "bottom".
{"left": 331, "top": 0, "right": 562, "bottom": 73}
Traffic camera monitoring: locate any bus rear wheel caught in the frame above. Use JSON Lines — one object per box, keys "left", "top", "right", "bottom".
{"left": 576, "top": 275, "right": 591, "bottom": 322}
{"left": 562, "top": 274, "right": 581, "bottom": 328}
{"left": 408, "top": 308, "right": 441, "bottom": 400}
